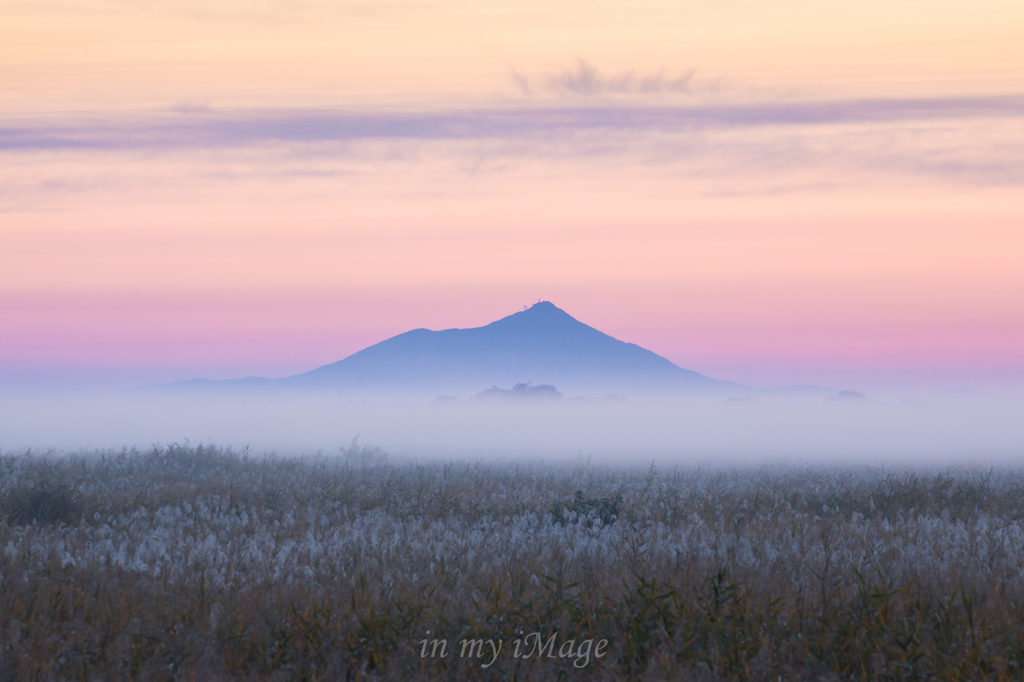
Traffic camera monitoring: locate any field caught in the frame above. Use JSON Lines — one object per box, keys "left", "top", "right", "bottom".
{"left": 3, "top": 443, "right": 1024, "bottom": 680}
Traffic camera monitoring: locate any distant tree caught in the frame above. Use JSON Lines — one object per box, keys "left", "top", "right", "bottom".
{"left": 476, "top": 383, "right": 563, "bottom": 400}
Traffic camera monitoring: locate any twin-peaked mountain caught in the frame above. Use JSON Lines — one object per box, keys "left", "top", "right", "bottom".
{"left": 172, "top": 302, "right": 749, "bottom": 396}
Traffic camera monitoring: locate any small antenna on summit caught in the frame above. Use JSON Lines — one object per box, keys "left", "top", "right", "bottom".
{"left": 523, "top": 304, "right": 528, "bottom": 311}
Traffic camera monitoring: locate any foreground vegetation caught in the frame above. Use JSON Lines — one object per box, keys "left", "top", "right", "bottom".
{"left": 3, "top": 444, "right": 1024, "bottom": 680}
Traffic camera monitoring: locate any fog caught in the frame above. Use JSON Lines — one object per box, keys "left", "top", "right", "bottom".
{"left": 1, "top": 387, "right": 1021, "bottom": 467}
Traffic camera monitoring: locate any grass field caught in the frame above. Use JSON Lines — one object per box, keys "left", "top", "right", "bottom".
{"left": 3, "top": 443, "right": 1024, "bottom": 680}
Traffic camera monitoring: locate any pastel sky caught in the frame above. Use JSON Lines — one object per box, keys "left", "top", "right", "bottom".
{"left": 2, "top": 0, "right": 1022, "bottom": 390}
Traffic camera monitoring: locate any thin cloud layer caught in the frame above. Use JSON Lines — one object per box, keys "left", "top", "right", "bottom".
{"left": 2, "top": 95, "right": 1021, "bottom": 152}
{"left": 1, "top": 94, "right": 1022, "bottom": 199}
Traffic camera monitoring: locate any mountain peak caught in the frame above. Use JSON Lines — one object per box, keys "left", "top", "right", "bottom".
{"left": 514, "top": 301, "right": 568, "bottom": 318}
{"left": 480, "top": 301, "right": 600, "bottom": 341}
{"left": 488, "top": 300, "right": 581, "bottom": 327}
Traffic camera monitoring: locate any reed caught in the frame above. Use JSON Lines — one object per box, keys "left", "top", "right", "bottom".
{"left": 2, "top": 445, "right": 1024, "bottom": 680}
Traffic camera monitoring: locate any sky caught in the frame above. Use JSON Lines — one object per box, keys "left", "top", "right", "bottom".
{"left": 2, "top": 0, "right": 1023, "bottom": 392}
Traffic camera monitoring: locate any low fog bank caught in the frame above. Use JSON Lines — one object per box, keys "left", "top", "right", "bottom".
{"left": 1, "top": 388, "right": 1021, "bottom": 466}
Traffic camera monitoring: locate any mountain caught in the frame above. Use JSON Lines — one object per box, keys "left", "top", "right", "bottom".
{"left": 278, "top": 301, "right": 741, "bottom": 395}
{"left": 166, "top": 302, "right": 754, "bottom": 396}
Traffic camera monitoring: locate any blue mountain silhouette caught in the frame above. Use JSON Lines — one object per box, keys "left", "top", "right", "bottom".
{"left": 170, "top": 302, "right": 750, "bottom": 395}
{"left": 285, "top": 301, "right": 740, "bottom": 393}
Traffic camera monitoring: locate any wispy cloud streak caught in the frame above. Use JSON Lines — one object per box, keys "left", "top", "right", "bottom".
{"left": 2, "top": 95, "right": 1021, "bottom": 153}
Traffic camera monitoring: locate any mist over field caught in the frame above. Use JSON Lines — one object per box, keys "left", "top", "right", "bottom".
{"left": 2, "top": 387, "right": 1021, "bottom": 465}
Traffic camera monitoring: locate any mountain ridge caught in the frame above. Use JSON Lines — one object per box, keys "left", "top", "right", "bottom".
{"left": 277, "top": 301, "right": 734, "bottom": 394}
{"left": 162, "top": 301, "right": 825, "bottom": 397}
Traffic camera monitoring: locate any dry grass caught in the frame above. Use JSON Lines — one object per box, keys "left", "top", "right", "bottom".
{"left": 3, "top": 444, "right": 1024, "bottom": 680}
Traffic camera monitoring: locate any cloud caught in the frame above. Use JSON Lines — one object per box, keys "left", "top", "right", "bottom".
{"left": 509, "top": 69, "right": 531, "bottom": 97}
{"left": 2, "top": 95, "right": 1022, "bottom": 153}
{"left": 1, "top": 94, "right": 1022, "bottom": 200}
{"left": 546, "top": 61, "right": 696, "bottom": 97}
